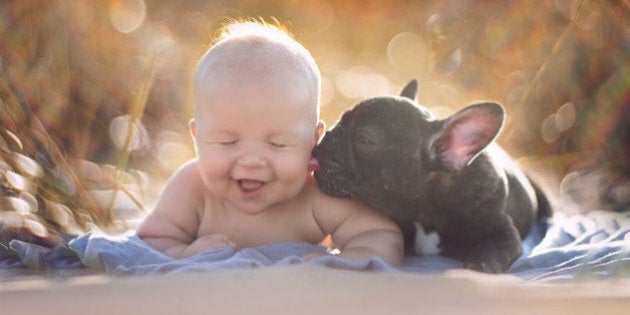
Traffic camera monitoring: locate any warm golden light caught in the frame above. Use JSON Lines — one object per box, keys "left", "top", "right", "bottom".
{"left": 0, "top": 0, "right": 628, "bottom": 236}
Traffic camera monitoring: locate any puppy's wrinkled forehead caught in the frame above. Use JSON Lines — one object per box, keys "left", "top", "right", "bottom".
{"left": 341, "top": 96, "right": 435, "bottom": 132}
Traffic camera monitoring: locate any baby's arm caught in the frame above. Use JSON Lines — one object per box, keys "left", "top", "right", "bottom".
{"left": 313, "top": 192, "right": 404, "bottom": 266}
{"left": 137, "top": 160, "right": 227, "bottom": 258}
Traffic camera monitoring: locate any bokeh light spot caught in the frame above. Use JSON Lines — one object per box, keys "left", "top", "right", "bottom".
{"left": 48, "top": 201, "right": 73, "bottom": 226}
{"left": 283, "top": 0, "right": 334, "bottom": 34}
{"left": 0, "top": 212, "right": 23, "bottom": 229}
{"left": 25, "top": 218, "right": 48, "bottom": 237}
{"left": 505, "top": 85, "right": 527, "bottom": 109}
{"left": 426, "top": 14, "right": 447, "bottom": 39}
{"left": 541, "top": 114, "right": 561, "bottom": 144}
{"left": 335, "top": 66, "right": 391, "bottom": 99}
{"left": 19, "top": 192, "right": 38, "bottom": 214}
{"left": 5, "top": 170, "right": 28, "bottom": 191}
{"left": 13, "top": 153, "right": 43, "bottom": 178}
{"left": 109, "top": 0, "right": 146, "bottom": 33}
{"left": 3, "top": 130, "right": 23, "bottom": 151}
{"left": 7, "top": 196, "right": 31, "bottom": 214}
{"left": 554, "top": 0, "right": 581, "bottom": 19}
{"left": 157, "top": 131, "right": 195, "bottom": 172}
{"left": 387, "top": 32, "right": 429, "bottom": 75}
{"left": 555, "top": 102, "right": 577, "bottom": 132}
{"left": 320, "top": 75, "right": 335, "bottom": 107}
{"left": 53, "top": 166, "right": 77, "bottom": 197}
{"left": 109, "top": 115, "right": 150, "bottom": 152}
{"left": 541, "top": 102, "right": 577, "bottom": 144}
{"left": 584, "top": 10, "right": 610, "bottom": 49}
{"left": 144, "top": 24, "right": 181, "bottom": 72}
{"left": 434, "top": 47, "right": 462, "bottom": 76}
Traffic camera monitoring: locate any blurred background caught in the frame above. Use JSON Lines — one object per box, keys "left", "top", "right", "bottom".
{"left": 0, "top": 0, "right": 629, "bottom": 240}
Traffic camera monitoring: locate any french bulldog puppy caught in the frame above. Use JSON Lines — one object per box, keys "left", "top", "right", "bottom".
{"left": 312, "top": 80, "right": 551, "bottom": 273}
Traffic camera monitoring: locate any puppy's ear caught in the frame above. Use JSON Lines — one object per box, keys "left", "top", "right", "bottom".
{"left": 400, "top": 79, "right": 418, "bottom": 101}
{"left": 429, "top": 103, "right": 504, "bottom": 171}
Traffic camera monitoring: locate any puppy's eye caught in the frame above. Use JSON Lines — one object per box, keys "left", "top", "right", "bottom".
{"left": 355, "top": 134, "right": 377, "bottom": 147}
{"left": 354, "top": 132, "right": 381, "bottom": 155}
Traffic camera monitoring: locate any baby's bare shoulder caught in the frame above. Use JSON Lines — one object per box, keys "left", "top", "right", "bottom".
{"left": 172, "top": 158, "right": 203, "bottom": 182}
{"left": 309, "top": 178, "right": 357, "bottom": 210}
{"left": 152, "top": 159, "right": 204, "bottom": 215}
{"left": 137, "top": 159, "right": 204, "bottom": 241}
{"left": 309, "top": 176, "right": 399, "bottom": 233}
{"left": 309, "top": 179, "right": 363, "bottom": 225}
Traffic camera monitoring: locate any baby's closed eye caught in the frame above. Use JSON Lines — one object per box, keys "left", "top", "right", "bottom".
{"left": 268, "top": 138, "right": 298, "bottom": 148}
{"left": 269, "top": 141, "right": 293, "bottom": 148}
{"left": 203, "top": 137, "right": 237, "bottom": 146}
{"left": 218, "top": 140, "right": 238, "bottom": 146}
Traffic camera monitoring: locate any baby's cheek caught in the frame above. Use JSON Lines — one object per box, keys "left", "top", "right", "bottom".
{"left": 198, "top": 150, "right": 233, "bottom": 181}
{"left": 274, "top": 151, "right": 311, "bottom": 180}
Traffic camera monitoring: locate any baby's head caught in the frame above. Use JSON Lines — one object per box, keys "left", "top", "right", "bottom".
{"left": 193, "top": 21, "right": 321, "bottom": 127}
{"left": 190, "top": 21, "right": 324, "bottom": 213}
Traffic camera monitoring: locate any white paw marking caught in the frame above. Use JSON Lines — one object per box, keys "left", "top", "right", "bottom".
{"left": 413, "top": 221, "right": 442, "bottom": 256}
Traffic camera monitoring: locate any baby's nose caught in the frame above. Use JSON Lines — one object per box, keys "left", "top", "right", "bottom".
{"left": 237, "top": 150, "right": 266, "bottom": 167}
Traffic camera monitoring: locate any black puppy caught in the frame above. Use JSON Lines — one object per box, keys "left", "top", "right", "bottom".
{"left": 313, "top": 80, "right": 551, "bottom": 273}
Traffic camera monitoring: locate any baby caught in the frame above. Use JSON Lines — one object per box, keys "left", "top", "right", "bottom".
{"left": 136, "top": 21, "right": 403, "bottom": 265}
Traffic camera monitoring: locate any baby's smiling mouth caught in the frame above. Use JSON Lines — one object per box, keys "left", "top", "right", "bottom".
{"left": 237, "top": 179, "right": 265, "bottom": 192}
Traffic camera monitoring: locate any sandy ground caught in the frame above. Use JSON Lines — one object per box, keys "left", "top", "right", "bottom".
{"left": 2, "top": 266, "right": 630, "bottom": 315}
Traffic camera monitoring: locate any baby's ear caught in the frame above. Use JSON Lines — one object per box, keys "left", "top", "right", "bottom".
{"left": 189, "top": 119, "right": 197, "bottom": 137}
{"left": 429, "top": 103, "right": 504, "bottom": 171}
{"left": 313, "top": 120, "right": 326, "bottom": 147}
{"left": 400, "top": 79, "right": 418, "bottom": 101}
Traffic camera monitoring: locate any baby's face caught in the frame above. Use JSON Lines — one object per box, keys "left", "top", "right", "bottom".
{"left": 192, "top": 74, "right": 321, "bottom": 214}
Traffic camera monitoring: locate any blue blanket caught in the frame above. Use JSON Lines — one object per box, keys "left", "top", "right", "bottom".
{"left": 2, "top": 211, "right": 629, "bottom": 283}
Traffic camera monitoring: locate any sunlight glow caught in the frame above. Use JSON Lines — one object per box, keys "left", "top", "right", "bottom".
{"left": 1, "top": 0, "right": 628, "bottom": 237}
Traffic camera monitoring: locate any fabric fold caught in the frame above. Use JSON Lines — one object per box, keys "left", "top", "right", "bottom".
{"left": 1, "top": 211, "right": 629, "bottom": 283}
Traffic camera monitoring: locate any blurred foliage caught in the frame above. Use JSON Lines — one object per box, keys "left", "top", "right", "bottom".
{"left": 0, "top": 0, "right": 629, "bottom": 241}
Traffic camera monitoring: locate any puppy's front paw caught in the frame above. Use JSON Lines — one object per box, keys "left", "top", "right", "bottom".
{"left": 413, "top": 222, "right": 441, "bottom": 256}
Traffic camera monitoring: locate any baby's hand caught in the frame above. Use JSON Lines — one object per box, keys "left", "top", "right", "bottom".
{"left": 182, "top": 234, "right": 236, "bottom": 258}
